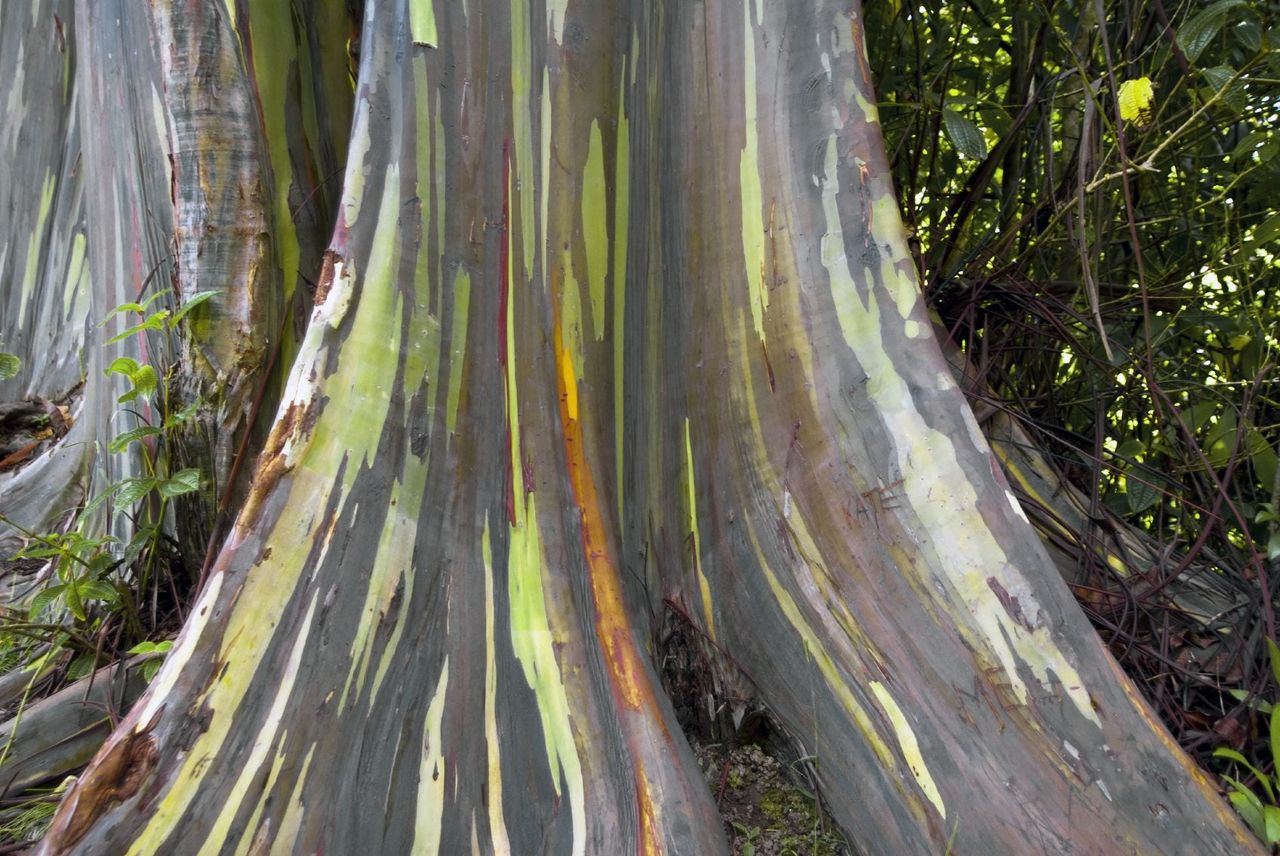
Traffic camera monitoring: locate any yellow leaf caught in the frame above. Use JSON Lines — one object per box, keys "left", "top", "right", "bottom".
{"left": 1118, "top": 77, "right": 1156, "bottom": 125}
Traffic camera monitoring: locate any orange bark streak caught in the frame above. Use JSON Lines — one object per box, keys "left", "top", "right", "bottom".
{"left": 552, "top": 274, "right": 666, "bottom": 855}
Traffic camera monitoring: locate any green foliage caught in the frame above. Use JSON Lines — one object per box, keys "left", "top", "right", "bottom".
{"left": 127, "top": 639, "right": 173, "bottom": 682}
{"left": 0, "top": 788, "right": 60, "bottom": 843}
{"left": 0, "top": 290, "right": 216, "bottom": 697}
{"left": 1214, "top": 639, "right": 1280, "bottom": 845}
{"left": 868, "top": 0, "right": 1280, "bottom": 842}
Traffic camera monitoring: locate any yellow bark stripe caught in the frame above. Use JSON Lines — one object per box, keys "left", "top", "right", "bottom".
{"left": 200, "top": 594, "right": 320, "bottom": 855}
{"left": 683, "top": 418, "right": 715, "bottom": 641}
{"left": 869, "top": 681, "right": 946, "bottom": 819}
{"left": 815, "top": 104, "right": 1099, "bottom": 726}
{"left": 739, "top": 1, "right": 768, "bottom": 343}
{"left": 410, "top": 660, "right": 450, "bottom": 855}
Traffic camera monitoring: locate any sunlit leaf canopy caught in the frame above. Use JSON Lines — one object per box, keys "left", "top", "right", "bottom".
{"left": 868, "top": 0, "right": 1280, "bottom": 760}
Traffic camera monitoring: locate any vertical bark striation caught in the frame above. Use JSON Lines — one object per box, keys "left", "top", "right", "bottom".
{"left": 39, "top": 1, "right": 723, "bottom": 852}
{"left": 32, "top": 0, "right": 1260, "bottom": 854}
{"left": 0, "top": 0, "right": 91, "bottom": 549}
{"left": 72, "top": 0, "right": 179, "bottom": 548}
{"left": 629, "top": 1, "right": 1255, "bottom": 852}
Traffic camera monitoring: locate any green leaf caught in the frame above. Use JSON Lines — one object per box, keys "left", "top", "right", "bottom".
{"left": 1126, "top": 476, "right": 1161, "bottom": 514}
{"left": 0, "top": 352, "right": 19, "bottom": 381}
{"left": 67, "top": 654, "right": 97, "bottom": 681}
{"left": 1249, "top": 213, "right": 1280, "bottom": 248}
{"left": 105, "top": 356, "right": 140, "bottom": 378}
{"left": 16, "top": 544, "right": 66, "bottom": 560}
{"left": 1114, "top": 439, "right": 1145, "bottom": 462}
{"left": 83, "top": 481, "right": 126, "bottom": 516}
{"left": 1216, "top": 748, "right": 1275, "bottom": 803}
{"left": 1225, "top": 779, "right": 1267, "bottom": 839}
{"left": 63, "top": 580, "right": 86, "bottom": 622}
{"left": 1268, "top": 532, "right": 1280, "bottom": 563}
{"left": 158, "top": 468, "right": 201, "bottom": 498}
{"left": 128, "top": 640, "right": 168, "bottom": 656}
{"left": 114, "top": 477, "right": 158, "bottom": 507}
{"left": 129, "top": 639, "right": 172, "bottom": 682}
{"left": 103, "top": 312, "right": 168, "bottom": 346}
{"left": 1201, "top": 66, "right": 1245, "bottom": 112}
{"left": 1233, "top": 19, "right": 1262, "bottom": 52}
{"left": 1117, "top": 77, "right": 1156, "bottom": 124}
{"left": 1270, "top": 707, "right": 1280, "bottom": 795}
{"left": 1178, "top": 0, "right": 1247, "bottom": 63}
{"left": 1206, "top": 411, "right": 1239, "bottom": 468}
{"left": 27, "top": 585, "right": 65, "bottom": 620}
{"left": 108, "top": 424, "right": 163, "bottom": 454}
{"left": 1183, "top": 401, "right": 1217, "bottom": 433}
{"left": 77, "top": 580, "right": 118, "bottom": 603}
{"left": 118, "top": 364, "right": 158, "bottom": 404}
{"left": 123, "top": 523, "right": 159, "bottom": 567}
{"left": 1227, "top": 688, "right": 1274, "bottom": 715}
{"left": 169, "top": 290, "right": 219, "bottom": 328}
{"left": 105, "top": 302, "right": 146, "bottom": 319}
{"left": 941, "top": 108, "right": 987, "bottom": 160}
{"left": 1265, "top": 805, "right": 1280, "bottom": 845}
{"left": 1233, "top": 129, "right": 1270, "bottom": 161}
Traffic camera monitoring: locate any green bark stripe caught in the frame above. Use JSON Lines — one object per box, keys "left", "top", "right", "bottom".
{"left": 583, "top": 121, "right": 607, "bottom": 341}
{"left": 507, "top": 492, "right": 586, "bottom": 852}
{"left": 410, "top": 0, "right": 438, "bottom": 47}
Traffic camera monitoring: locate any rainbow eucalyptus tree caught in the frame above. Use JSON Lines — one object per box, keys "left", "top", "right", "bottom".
{"left": 3, "top": 0, "right": 1259, "bottom": 852}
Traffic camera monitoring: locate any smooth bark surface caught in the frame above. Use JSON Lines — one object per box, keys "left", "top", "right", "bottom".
{"left": 4, "top": 0, "right": 1259, "bottom": 854}
{"left": 0, "top": 0, "right": 90, "bottom": 549}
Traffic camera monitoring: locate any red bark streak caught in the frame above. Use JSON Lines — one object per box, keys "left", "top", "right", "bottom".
{"left": 761, "top": 340, "right": 775, "bottom": 393}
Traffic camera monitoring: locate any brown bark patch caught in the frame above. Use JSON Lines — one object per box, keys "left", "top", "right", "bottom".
{"left": 311, "top": 249, "right": 343, "bottom": 306}
{"left": 986, "top": 576, "right": 1035, "bottom": 631}
{"left": 45, "top": 726, "right": 159, "bottom": 852}
{"left": 238, "top": 395, "right": 320, "bottom": 528}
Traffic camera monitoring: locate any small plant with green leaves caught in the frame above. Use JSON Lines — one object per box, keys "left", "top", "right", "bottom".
{"left": 1, "top": 288, "right": 217, "bottom": 684}
{"left": 1254, "top": 502, "right": 1280, "bottom": 563}
{"left": 729, "top": 821, "right": 762, "bottom": 856}
{"left": 0, "top": 341, "right": 18, "bottom": 381}
{"left": 1214, "top": 638, "right": 1280, "bottom": 846}
{"left": 126, "top": 639, "right": 173, "bottom": 682}
{"left": 0, "top": 782, "right": 64, "bottom": 843}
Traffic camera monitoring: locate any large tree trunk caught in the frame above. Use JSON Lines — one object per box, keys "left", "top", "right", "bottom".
{"left": 0, "top": 0, "right": 91, "bottom": 550}
{"left": 9, "top": 0, "right": 1258, "bottom": 853}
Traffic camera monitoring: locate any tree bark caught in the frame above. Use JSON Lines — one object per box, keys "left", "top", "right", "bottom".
{"left": 13, "top": 0, "right": 1261, "bottom": 853}
{"left": 0, "top": 0, "right": 91, "bottom": 552}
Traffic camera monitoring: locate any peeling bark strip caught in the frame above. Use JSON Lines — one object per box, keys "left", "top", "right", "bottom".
{"left": 310, "top": 250, "right": 343, "bottom": 306}
{"left": 33, "top": 0, "right": 1259, "bottom": 854}
{"left": 45, "top": 714, "right": 160, "bottom": 851}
